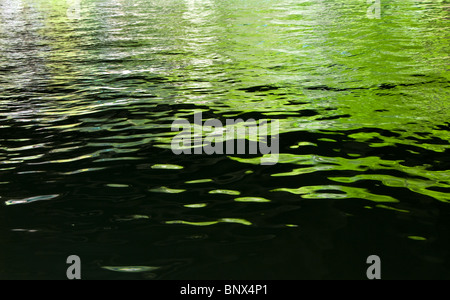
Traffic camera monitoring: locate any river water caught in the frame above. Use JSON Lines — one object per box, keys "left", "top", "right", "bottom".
{"left": 0, "top": 0, "right": 449, "bottom": 279}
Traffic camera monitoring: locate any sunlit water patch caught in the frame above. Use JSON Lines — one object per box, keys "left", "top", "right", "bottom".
{"left": 0, "top": 0, "right": 448, "bottom": 279}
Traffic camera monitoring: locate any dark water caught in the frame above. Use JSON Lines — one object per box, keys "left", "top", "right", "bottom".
{"left": 0, "top": 0, "right": 449, "bottom": 279}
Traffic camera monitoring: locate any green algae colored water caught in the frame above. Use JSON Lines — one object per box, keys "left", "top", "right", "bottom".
{"left": 0, "top": 0, "right": 449, "bottom": 279}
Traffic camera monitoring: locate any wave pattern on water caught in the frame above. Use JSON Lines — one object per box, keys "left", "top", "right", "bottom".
{"left": 0, "top": 0, "right": 449, "bottom": 279}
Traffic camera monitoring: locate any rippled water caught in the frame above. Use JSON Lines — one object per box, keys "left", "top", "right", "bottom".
{"left": 0, "top": 0, "right": 449, "bottom": 279}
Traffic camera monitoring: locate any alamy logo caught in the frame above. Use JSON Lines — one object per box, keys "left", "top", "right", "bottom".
{"left": 367, "top": 0, "right": 381, "bottom": 19}
{"left": 66, "top": 255, "right": 81, "bottom": 279}
{"left": 67, "top": 0, "right": 81, "bottom": 20}
{"left": 366, "top": 255, "right": 381, "bottom": 279}
{"left": 171, "top": 112, "right": 279, "bottom": 165}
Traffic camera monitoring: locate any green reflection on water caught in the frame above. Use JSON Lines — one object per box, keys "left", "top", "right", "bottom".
{"left": 149, "top": 186, "right": 186, "bottom": 194}
{"left": 101, "top": 266, "right": 160, "bottom": 273}
{"left": 0, "top": 0, "right": 449, "bottom": 280}
{"left": 209, "top": 189, "right": 241, "bottom": 195}
{"left": 273, "top": 185, "right": 399, "bottom": 203}
{"left": 235, "top": 197, "right": 271, "bottom": 203}
{"left": 166, "top": 218, "right": 252, "bottom": 226}
{"left": 184, "top": 203, "right": 208, "bottom": 208}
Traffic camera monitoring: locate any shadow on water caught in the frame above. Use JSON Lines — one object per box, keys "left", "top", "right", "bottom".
{"left": 1, "top": 104, "right": 449, "bottom": 279}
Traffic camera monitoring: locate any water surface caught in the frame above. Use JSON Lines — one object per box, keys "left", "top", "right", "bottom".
{"left": 0, "top": 0, "right": 449, "bottom": 279}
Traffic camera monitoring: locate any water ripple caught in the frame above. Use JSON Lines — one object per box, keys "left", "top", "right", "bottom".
{"left": 0, "top": 0, "right": 448, "bottom": 279}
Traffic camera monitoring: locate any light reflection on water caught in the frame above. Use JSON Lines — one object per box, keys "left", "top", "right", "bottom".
{"left": 0, "top": 0, "right": 449, "bottom": 279}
